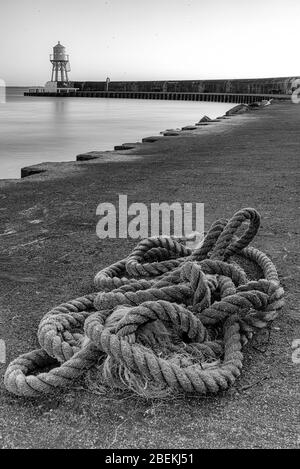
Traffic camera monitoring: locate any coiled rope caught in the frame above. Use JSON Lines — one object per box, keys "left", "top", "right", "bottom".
{"left": 4, "top": 208, "right": 284, "bottom": 398}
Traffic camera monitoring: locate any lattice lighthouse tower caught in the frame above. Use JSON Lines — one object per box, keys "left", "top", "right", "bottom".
{"left": 50, "top": 41, "right": 71, "bottom": 84}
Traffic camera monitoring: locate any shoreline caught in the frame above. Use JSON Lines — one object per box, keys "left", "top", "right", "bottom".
{"left": 0, "top": 99, "right": 299, "bottom": 448}
{"left": 1, "top": 102, "right": 262, "bottom": 186}
{"left": 1, "top": 93, "right": 234, "bottom": 182}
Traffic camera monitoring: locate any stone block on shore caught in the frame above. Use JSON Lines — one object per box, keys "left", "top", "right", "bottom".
{"left": 195, "top": 120, "right": 220, "bottom": 126}
{"left": 226, "top": 104, "right": 249, "bottom": 115}
{"left": 163, "top": 130, "right": 180, "bottom": 136}
{"left": 21, "top": 167, "right": 46, "bottom": 178}
{"left": 199, "top": 115, "right": 212, "bottom": 123}
{"left": 114, "top": 145, "right": 125, "bottom": 151}
{"left": 142, "top": 136, "right": 163, "bottom": 143}
{"left": 181, "top": 125, "right": 198, "bottom": 131}
{"left": 114, "top": 143, "right": 141, "bottom": 151}
{"left": 249, "top": 99, "right": 272, "bottom": 109}
{"left": 248, "top": 101, "right": 261, "bottom": 108}
{"left": 76, "top": 152, "right": 103, "bottom": 161}
{"left": 196, "top": 116, "right": 221, "bottom": 125}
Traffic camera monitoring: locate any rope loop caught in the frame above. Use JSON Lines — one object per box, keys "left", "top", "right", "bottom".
{"left": 210, "top": 208, "right": 261, "bottom": 260}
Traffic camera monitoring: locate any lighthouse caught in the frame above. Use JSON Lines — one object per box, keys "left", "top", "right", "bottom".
{"left": 43, "top": 41, "right": 77, "bottom": 94}
{"left": 50, "top": 41, "right": 71, "bottom": 84}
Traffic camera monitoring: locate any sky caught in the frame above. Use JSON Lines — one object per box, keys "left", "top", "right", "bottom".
{"left": 0, "top": 0, "right": 300, "bottom": 86}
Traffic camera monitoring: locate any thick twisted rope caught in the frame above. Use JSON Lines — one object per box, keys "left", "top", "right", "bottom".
{"left": 4, "top": 208, "right": 284, "bottom": 397}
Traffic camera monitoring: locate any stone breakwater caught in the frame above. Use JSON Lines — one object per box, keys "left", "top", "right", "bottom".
{"left": 71, "top": 77, "right": 300, "bottom": 95}
{"left": 26, "top": 77, "right": 299, "bottom": 102}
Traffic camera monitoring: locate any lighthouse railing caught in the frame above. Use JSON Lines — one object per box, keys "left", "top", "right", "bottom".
{"left": 50, "top": 54, "right": 69, "bottom": 62}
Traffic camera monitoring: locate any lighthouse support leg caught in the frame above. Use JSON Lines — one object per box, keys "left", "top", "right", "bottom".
{"left": 60, "top": 64, "right": 64, "bottom": 82}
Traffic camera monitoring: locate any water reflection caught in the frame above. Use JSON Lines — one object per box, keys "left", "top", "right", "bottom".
{"left": 52, "top": 98, "right": 68, "bottom": 121}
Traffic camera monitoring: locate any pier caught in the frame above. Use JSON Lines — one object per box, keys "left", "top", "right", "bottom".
{"left": 25, "top": 76, "right": 299, "bottom": 102}
{"left": 24, "top": 89, "right": 290, "bottom": 103}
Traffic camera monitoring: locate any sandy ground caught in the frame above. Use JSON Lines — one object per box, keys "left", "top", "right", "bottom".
{"left": 0, "top": 101, "right": 299, "bottom": 449}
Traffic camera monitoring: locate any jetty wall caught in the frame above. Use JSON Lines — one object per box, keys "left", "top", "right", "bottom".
{"left": 72, "top": 77, "right": 300, "bottom": 95}
{"left": 25, "top": 77, "right": 300, "bottom": 102}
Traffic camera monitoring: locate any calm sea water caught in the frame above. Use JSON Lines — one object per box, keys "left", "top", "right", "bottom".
{"left": 0, "top": 87, "right": 233, "bottom": 179}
